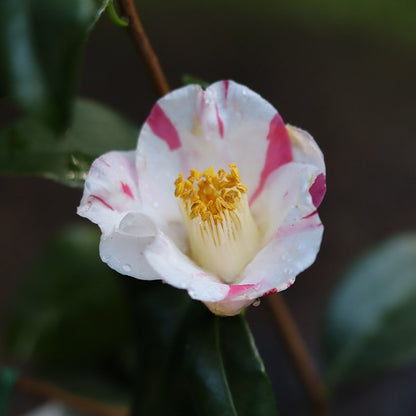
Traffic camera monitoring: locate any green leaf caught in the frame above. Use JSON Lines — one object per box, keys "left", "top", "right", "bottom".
{"left": 182, "top": 74, "right": 210, "bottom": 88}
{"left": 0, "top": 98, "right": 138, "bottom": 187}
{"left": 127, "top": 281, "right": 278, "bottom": 416}
{"left": 5, "top": 224, "right": 134, "bottom": 369}
{"left": 185, "top": 309, "right": 238, "bottom": 416}
{"left": 220, "top": 315, "right": 279, "bottom": 416}
{"left": 323, "top": 234, "right": 416, "bottom": 389}
{"left": 0, "top": 0, "right": 109, "bottom": 132}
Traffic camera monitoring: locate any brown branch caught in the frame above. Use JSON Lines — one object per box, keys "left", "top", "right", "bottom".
{"left": 266, "top": 294, "right": 328, "bottom": 416}
{"left": 117, "top": 0, "right": 170, "bottom": 97}
{"left": 16, "top": 376, "right": 129, "bottom": 416}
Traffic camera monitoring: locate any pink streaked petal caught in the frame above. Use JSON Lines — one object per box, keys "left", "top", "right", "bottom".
{"left": 276, "top": 214, "right": 323, "bottom": 239}
{"left": 310, "top": 173, "right": 326, "bottom": 208}
{"left": 227, "top": 284, "right": 255, "bottom": 298}
{"left": 263, "top": 288, "right": 278, "bottom": 297}
{"left": 239, "top": 162, "right": 323, "bottom": 289}
{"left": 89, "top": 194, "right": 114, "bottom": 211}
{"left": 121, "top": 182, "right": 135, "bottom": 199}
{"left": 215, "top": 104, "right": 224, "bottom": 138}
{"left": 146, "top": 103, "right": 181, "bottom": 150}
{"left": 78, "top": 151, "right": 141, "bottom": 234}
{"left": 250, "top": 113, "right": 293, "bottom": 205}
{"left": 224, "top": 80, "right": 230, "bottom": 100}
{"left": 136, "top": 81, "right": 281, "bottom": 218}
{"left": 145, "top": 231, "right": 229, "bottom": 302}
{"left": 251, "top": 163, "right": 320, "bottom": 245}
{"left": 240, "top": 214, "right": 323, "bottom": 289}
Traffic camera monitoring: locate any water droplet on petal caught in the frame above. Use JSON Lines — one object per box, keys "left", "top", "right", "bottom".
{"left": 122, "top": 264, "right": 132, "bottom": 272}
{"left": 252, "top": 298, "right": 261, "bottom": 307}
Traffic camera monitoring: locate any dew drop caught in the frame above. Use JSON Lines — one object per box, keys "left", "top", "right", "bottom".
{"left": 153, "top": 201, "right": 159, "bottom": 208}
{"left": 252, "top": 298, "right": 261, "bottom": 307}
{"left": 122, "top": 264, "right": 132, "bottom": 272}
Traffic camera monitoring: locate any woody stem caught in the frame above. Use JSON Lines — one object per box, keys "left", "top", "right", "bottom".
{"left": 117, "top": 0, "right": 170, "bottom": 97}
{"left": 267, "top": 294, "right": 328, "bottom": 416}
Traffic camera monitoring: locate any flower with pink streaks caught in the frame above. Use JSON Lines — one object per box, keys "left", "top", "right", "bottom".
{"left": 77, "top": 81, "right": 326, "bottom": 316}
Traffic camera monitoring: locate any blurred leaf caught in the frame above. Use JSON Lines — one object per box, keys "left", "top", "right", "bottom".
{"left": 220, "top": 315, "right": 278, "bottom": 415}
{"left": 182, "top": 74, "right": 210, "bottom": 88}
{"left": 5, "top": 224, "right": 133, "bottom": 369}
{"left": 323, "top": 234, "right": 416, "bottom": 389}
{"left": 127, "top": 281, "right": 278, "bottom": 415}
{"left": 0, "top": 98, "right": 138, "bottom": 187}
{"left": 0, "top": 0, "right": 109, "bottom": 132}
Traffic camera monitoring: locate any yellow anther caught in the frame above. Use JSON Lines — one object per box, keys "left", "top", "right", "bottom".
{"left": 174, "top": 163, "right": 247, "bottom": 224}
{"left": 190, "top": 169, "right": 202, "bottom": 181}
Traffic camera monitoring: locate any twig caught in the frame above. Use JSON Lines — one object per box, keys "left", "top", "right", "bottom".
{"left": 117, "top": 0, "right": 170, "bottom": 97}
{"left": 266, "top": 294, "right": 328, "bottom": 416}
{"left": 16, "top": 375, "right": 129, "bottom": 416}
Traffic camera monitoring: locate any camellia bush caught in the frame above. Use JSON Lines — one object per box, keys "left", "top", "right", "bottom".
{"left": 1, "top": 1, "right": 416, "bottom": 415}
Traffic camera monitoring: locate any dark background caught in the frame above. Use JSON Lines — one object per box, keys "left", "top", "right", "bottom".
{"left": 1, "top": 1, "right": 415, "bottom": 414}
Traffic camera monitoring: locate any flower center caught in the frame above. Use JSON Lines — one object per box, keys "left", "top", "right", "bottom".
{"left": 174, "top": 163, "right": 259, "bottom": 283}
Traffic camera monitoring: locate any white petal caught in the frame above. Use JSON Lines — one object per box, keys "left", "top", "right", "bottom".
{"left": 136, "top": 80, "right": 290, "bottom": 220}
{"left": 241, "top": 213, "right": 323, "bottom": 293}
{"left": 240, "top": 162, "right": 324, "bottom": 291}
{"left": 251, "top": 163, "right": 320, "bottom": 243}
{"left": 100, "top": 212, "right": 160, "bottom": 280}
{"left": 77, "top": 151, "right": 140, "bottom": 234}
{"left": 204, "top": 298, "right": 254, "bottom": 317}
{"left": 287, "top": 125, "right": 325, "bottom": 174}
{"left": 145, "top": 231, "right": 229, "bottom": 302}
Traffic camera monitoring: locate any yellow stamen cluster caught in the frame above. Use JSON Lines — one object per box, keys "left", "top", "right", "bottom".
{"left": 174, "top": 162, "right": 260, "bottom": 283}
{"left": 174, "top": 163, "right": 247, "bottom": 223}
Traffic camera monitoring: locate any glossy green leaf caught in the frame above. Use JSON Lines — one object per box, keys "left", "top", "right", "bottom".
{"left": 323, "top": 234, "right": 416, "bottom": 389}
{"left": 185, "top": 308, "right": 238, "bottom": 416}
{"left": 127, "top": 281, "right": 278, "bottom": 416}
{"left": 220, "top": 315, "right": 278, "bottom": 416}
{"left": 0, "top": 0, "right": 109, "bottom": 132}
{"left": 5, "top": 224, "right": 133, "bottom": 368}
{"left": 182, "top": 74, "right": 210, "bottom": 88}
{"left": 0, "top": 98, "right": 138, "bottom": 187}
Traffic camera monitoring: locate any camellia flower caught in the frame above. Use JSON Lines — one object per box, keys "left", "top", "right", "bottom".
{"left": 77, "top": 80, "right": 326, "bottom": 316}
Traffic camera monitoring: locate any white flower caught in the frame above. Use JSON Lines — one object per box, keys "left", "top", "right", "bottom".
{"left": 77, "top": 80, "right": 326, "bottom": 316}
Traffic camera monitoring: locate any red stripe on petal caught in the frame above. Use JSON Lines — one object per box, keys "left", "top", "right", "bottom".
{"left": 98, "top": 157, "right": 111, "bottom": 167}
{"left": 90, "top": 195, "right": 114, "bottom": 211}
{"left": 276, "top": 216, "right": 322, "bottom": 239}
{"left": 146, "top": 103, "right": 181, "bottom": 150}
{"left": 303, "top": 209, "right": 318, "bottom": 219}
{"left": 227, "top": 284, "right": 255, "bottom": 298}
{"left": 121, "top": 182, "right": 134, "bottom": 199}
{"left": 263, "top": 288, "right": 278, "bottom": 297}
{"left": 215, "top": 104, "right": 224, "bottom": 138}
{"left": 250, "top": 114, "right": 293, "bottom": 204}
{"left": 224, "top": 80, "right": 229, "bottom": 100}
{"left": 310, "top": 173, "right": 326, "bottom": 208}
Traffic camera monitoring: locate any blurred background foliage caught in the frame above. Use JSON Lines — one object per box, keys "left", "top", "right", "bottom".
{"left": 0, "top": 0, "right": 415, "bottom": 415}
